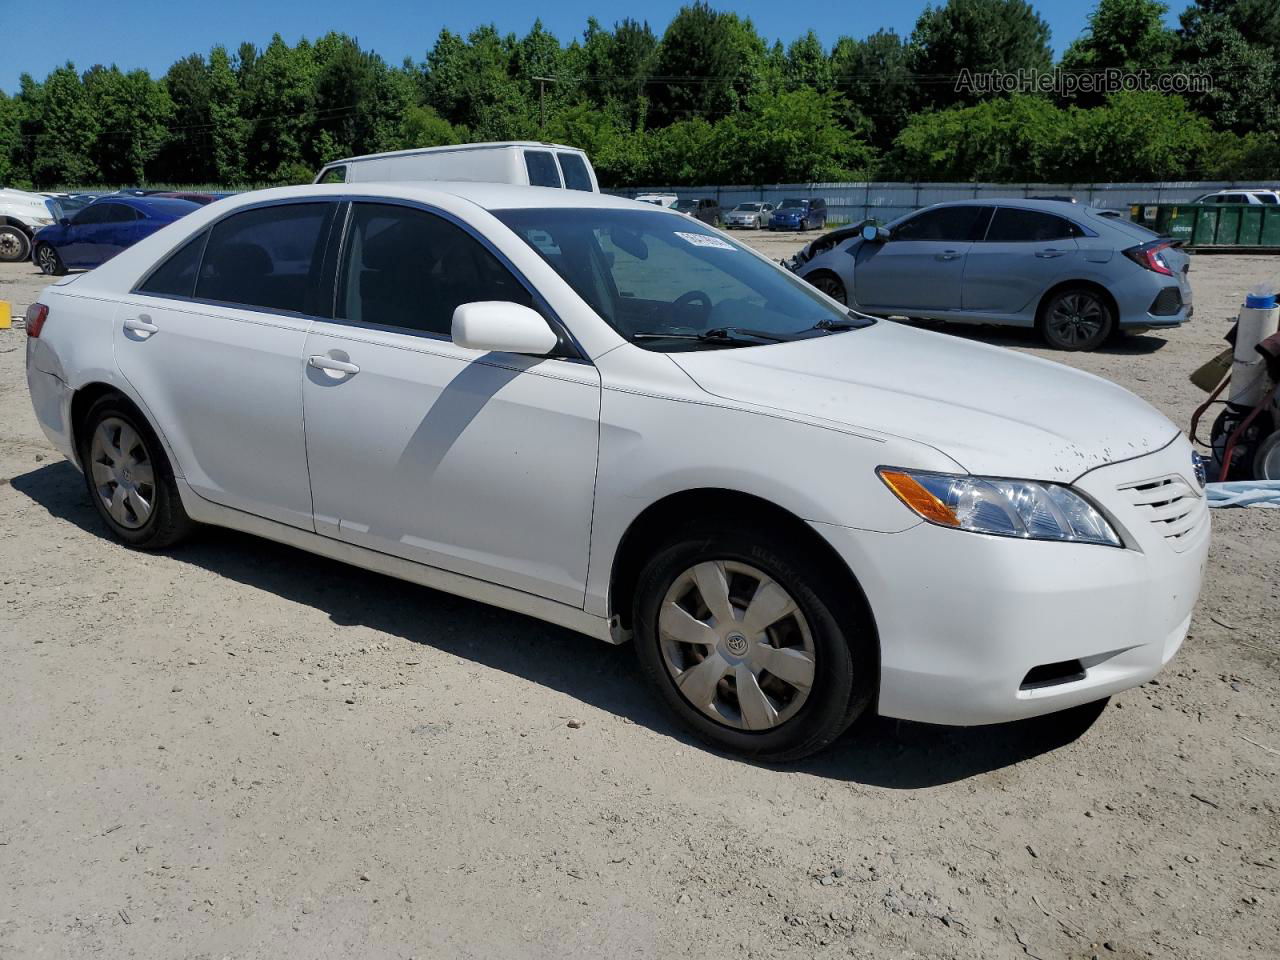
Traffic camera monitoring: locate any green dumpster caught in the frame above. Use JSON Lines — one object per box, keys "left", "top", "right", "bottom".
{"left": 1128, "top": 202, "right": 1280, "bottom": 249}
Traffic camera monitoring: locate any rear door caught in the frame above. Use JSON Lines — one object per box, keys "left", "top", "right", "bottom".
{"left": 962, "top": 207, "right": 1083, "bottom": 315}
{"left": 853, "top": 205, "right": 991, "bottom": 312}
{"left": 113, "top": 200, "right": 340, "bottom": 529}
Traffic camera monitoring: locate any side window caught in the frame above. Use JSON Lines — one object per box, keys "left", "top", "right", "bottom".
{"left": 195, "top": 202, "right": 335, "bottom": 315}
{"left": 524, "top": 150, "right": 562, "bottom": 188}
{"left": 984, "top": 208, "right": 1077, "bottom": 243}
{"left": 557, "top": 153, "right": 593, "bottom": 192}
{"left": 137, "top": 231, "right": 208, "bottom": 298}
{"left": 72, "top": 204, "right": 109, "bottom": 226}
{"left": 893, "top": 206, "right": 991, "bottom": 242}
{"left": 1257, "top": 194, "right": 1278, "bottom": 204}
{"left": 338, "top": 202, "right": 532, "bottom": 337}
{"left": 316, "top": 165, "right": 347, "bottom": 185}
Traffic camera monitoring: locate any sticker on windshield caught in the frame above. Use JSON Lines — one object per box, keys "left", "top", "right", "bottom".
{"left": 675, "top": 231, "right": 735, "bottom": 250}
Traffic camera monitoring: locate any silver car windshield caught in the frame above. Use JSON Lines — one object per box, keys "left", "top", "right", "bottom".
{"left": 734, "top": 203, "right": 762, "bottom": 211}
{"left": 494, "top": 208, "right": 870, "bottom": 351}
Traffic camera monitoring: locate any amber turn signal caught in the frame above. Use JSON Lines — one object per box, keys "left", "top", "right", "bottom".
{"left": 878, "top": 469, "right": 960, "bottom": 527}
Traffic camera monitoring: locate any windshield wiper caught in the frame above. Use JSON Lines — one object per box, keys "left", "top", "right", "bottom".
{"left": 631, "top": 326, "right": 792, "bottom": 345}
{"left": 809, "top": 315, "right": 875, "bottom": 332}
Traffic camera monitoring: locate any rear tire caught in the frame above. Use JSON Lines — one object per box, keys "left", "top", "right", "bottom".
{"left": 35, "top": 242, "right": 66, "bottom": 275}
{"left": 633, "top": 523, "right": 874, "bottom": 761}
{"left": 0, "top": 225, "right": 31, "bottom": 263}
{"left": 78, "top": 394, "right": 194, "bottom": 550}
{"left": 1038, "top": 287, "right": 1114, "bottom": 351}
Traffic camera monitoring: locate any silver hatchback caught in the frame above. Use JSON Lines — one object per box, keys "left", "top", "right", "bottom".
{"left": 791, "top": 199, "right": 1193, "bottom": 351}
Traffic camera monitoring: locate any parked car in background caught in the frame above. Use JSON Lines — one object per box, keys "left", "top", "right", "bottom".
{"left": 154, "top": 192, "right": 230, "bottom": 206}
{"left": 25, "top": 181, "right": 1207, "bottom": 760}
{"left": 314, "top": 142, "right": 599, "bottom": 192}
{"left": 674, "top": 197, "right": 721, "bottom": 225}
{"left": 769, "top": 198, "right": 826, "bottom": 231}
{"left": 634, "top": 193, "right": 678, "bottom": 208}
{"left": 1191, "top": 189, "right": 1280, "bottom": 205}
{"left": 43, "top": 192, "right": 104, "bottom": 219}
{"left": 724, "top": 202, "right": 775, "bottom": 229}
{"left": 0, "top": 187, "right": 58, "bottom": 262}
{"left": 792, "top": 199, "right": 1192, "bottom": 351}
{"left": 31, "top": 195, "right": 199, "bottom": 275}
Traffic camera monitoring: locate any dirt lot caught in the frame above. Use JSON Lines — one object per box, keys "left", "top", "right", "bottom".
{"left": 1, "top": 242, "right": 1277, "bottom": 960}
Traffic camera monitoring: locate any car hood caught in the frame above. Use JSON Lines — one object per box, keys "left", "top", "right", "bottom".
{"left": 667, "top": 321, "right": 1179, "bottom": 481}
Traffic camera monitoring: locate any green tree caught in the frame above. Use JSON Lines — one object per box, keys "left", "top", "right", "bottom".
{"left": 0, "top": 92, "right": 20, "bottom": 185}
{"left": 158, "top": 53, "right": 214, "bottom": 182}
{"left": 239, "top": 35, "right": 317, "bottom": 181}
{"left": 84, "top": 66, "right": 174, "bottom": 184}
{"left": 1061, "top": 0, "right": 1175, "bottom": 106}
{"left": 831, "top": 30, "right": 914, "bottom": 150}
{"left": 29, "top": 65, "right": 99, "bottom": 187}
{"left": 648, "top": 3, "right": 767, "bottom": 125}
{"left": 717, "top": 88, "right": 874, "bottom": 183}
{"left": 208, "top": 45, "right": 247, "bottom": 183}
{"left": 911, "top": 0, "right": 1053, "bottom": 108}
{"left": 784, "top": 31, "right": 833, "bottom": 93}
{"left": 1177, "top": 5, "right": 1279, "bottom": 134}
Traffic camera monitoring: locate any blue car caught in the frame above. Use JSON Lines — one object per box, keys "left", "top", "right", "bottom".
{"left": 769, "top": 197, "right": 827, "bottom": 231}
{"left": 32, "top": 196, "right": 199, "bottom": 275}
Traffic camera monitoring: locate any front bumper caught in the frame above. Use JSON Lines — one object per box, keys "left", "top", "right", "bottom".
{"left": 817, "top": 437, "right": 1209, "bottom": 726}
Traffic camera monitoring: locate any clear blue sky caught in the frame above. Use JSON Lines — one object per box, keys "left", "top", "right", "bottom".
{"left": 3, "top": 0, "right": 1185, "bottom": 93}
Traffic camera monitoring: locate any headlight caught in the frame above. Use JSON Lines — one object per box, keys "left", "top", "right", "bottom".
{"left": 31, "top": 217, "right": 54, "bottom": 226}
{"left": 878, "top": 468, "right": 1123, "bottom": 547}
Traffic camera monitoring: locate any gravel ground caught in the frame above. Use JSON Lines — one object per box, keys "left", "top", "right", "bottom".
{"left": 1, "top": 243, "right": 1277, "bottom": 960}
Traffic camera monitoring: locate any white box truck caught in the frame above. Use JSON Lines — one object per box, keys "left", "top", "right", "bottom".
{"left": 314, "top": 142, "right": 598, "bottom": 192}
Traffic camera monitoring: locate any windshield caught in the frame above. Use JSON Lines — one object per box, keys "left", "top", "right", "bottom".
{"left": 733, "top": 203, "right": 761, "bottom": 211}
{"left": 779, "top": 199, "right": 807, "bottom": 209}
{"left": 494, "top": 208, "right": 867, "bottom": 351}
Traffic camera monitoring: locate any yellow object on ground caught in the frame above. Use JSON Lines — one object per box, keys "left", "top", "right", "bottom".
{"left": 0, "top": 301, "right": 11, "bottom": 330}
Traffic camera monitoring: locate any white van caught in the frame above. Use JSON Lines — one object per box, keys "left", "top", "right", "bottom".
{"left": 314, "top": 142, "right": 599, "bottom": 192}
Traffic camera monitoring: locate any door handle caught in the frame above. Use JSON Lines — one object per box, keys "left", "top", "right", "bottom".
{"left": 308, "top": 355, "right": 360, "bottom": 375}
{"left": 122, "top": 316, "right": 158, "bottom": 334}
{"left": 936, "top": 251, "right": 962, "bottom": 261}
{"left": 1035, "top": 248, "right": 1067, "bottom": 258}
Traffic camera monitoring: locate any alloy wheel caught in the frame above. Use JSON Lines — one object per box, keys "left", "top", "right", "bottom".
{"left": 1047, "top": 293, "right": 1106, "bottom": 347}
{"left": 36, "top": 245, "right": 59, "bottom": 274}
{"left": 658, "top": 560, "right": 816, "bottom": 731}
{"left": 89, "top": 417, "right": 156, "bottom": 529}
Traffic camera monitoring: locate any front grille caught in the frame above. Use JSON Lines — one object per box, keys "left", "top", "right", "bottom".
{"left": 1119, "top": 475, "right": 1206, "bottom": 550}
{"left": 1150, "top": 287, "right": 1183, "bottom": 316}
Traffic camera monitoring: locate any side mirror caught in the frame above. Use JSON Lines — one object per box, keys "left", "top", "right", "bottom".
{"left": 59, "top": 217, "right": 71, "bottom": 226}
{"left": 452, "top": 301, "right": 558, "bottom": 356}
{"left": 861, "top": 224, "right": 889, "bottom": 243}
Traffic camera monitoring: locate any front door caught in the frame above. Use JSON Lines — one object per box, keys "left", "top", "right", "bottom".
{"left": 853, "top": 205, "right": 992, "bottom": 313}
{"left": 113, "top": 201, "right": 340, "bottom": 530}
{"left": 301, "top": 201, "right": 601, "bottom": 606}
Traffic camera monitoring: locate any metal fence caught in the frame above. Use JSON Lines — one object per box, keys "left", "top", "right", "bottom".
{"left": 609, "top": 181, "right": 1266, "bottom": 225}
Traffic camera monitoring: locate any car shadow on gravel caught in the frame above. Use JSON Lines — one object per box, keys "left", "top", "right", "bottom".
{"left": 13, "top": 459, "right": 1105, "bottom": 788}
{"left": 900, "top": 319, "right": 1169, "bottom": 356}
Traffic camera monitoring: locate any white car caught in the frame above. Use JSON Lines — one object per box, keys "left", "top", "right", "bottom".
{"left": 25, "top": 182, "right": 1209, "bottom": 759}
{"left": 1192, "top": 189, "right": 1280, "bottom": 205}
{"left": 0, "top": 187, "right": 58, "bottom": 262}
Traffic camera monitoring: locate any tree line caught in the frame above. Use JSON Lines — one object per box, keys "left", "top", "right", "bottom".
{"left": 1, "top": 0, "right": 1277, "bottom": 190}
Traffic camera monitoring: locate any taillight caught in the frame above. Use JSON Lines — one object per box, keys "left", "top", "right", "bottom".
{"left": 25, "top": 303, "right": 49, "bottom": 338}
{"left": 1123, "top": 240, "right": 1175, "bottom": 276}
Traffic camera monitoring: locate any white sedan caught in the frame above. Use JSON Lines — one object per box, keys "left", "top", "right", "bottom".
{"left": 25, "top": 182, "right": 1209, "bottom": 760}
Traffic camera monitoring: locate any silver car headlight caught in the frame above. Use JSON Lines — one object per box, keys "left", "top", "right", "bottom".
{"left": 878, "top": 468, "right": 1122, "bottom": 547}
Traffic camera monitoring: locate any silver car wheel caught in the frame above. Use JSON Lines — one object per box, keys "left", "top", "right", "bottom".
{"left": 89, "top": 417, "right": 156, "bottom": 529}
{"left": 658, "top": 560, "right": 816, "bottom": 731}
{"left": 1047, "top": 293, "right": 1106, "bottom": 347}
{"left": 36, "top": 244, "right": 59, "bottom": 274}
{"left": 0, "top": 227, "right": 27, "bottom": 262}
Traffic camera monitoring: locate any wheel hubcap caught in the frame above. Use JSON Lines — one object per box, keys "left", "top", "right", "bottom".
{"left": 1048, "top": 294, "right": 1105, "bottom": 345}
{"left": 0, "top": 233, "right": 19, "bottom": 258}
{"left": 37, "top": 247, "right": 56, "bottom": 272}
{"left": 659, "top": 560, "right": 816, "bottom": 732}
{"left": 89, "top": 417, "right": 156, "bottom": 529}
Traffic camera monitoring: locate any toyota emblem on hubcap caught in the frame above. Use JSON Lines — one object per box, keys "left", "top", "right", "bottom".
{"left": 725, "top": 633, "right": 749, "bottom": 656}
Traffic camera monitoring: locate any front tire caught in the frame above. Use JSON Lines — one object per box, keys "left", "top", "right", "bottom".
{"left": 35, "top": 242, "right": 66, "bottom": 275}
{"left": 807, "top": 272, "right": 847, "bottom": 305}
{"left": 0, "top": 225, "right": 31, "bottom": 263}
{"left": 78, "top": 394, "right": 194, "bottom": 549}
{"left": 1039, "top": 287, "right": 1114, "bottom": 351}
{"left": 633, "top": 524, "right": 874, "bottom": 761}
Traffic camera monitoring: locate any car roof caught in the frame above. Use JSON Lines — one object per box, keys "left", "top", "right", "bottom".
{"left": 327, "top": 141, "right": 587, "bottom": 165}
{"left": 167, "top": 181, "right": 658, "bottom": 216}
{"left": 97, "top": 195, "right": 202, "bottom": 216}
{"left": 924, "top": 197, "right": 1093, "bottom": 213}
